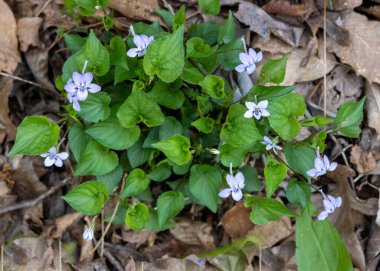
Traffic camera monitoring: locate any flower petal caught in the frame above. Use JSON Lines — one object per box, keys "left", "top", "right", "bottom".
{"left": 275, "top": 145, "right": 283, "bottom": 151}
{"left": 314, "top": 156, "right": 325, "bottom": 172}
{"left": 82, "top": 72, "right": 93, "bottom": 84}
{"left": 248, "top": 48, "right": 256, "bottom": 61}
{"left": 87, "top": 83, "right": 101, "bottom": 93}
{"left": 231, "top": 189, "right": 243, "bottom": 201}
{"left": 40, "top": 152, "right": 49, "bottom": 158}
{"left": 257, "top": 100, "right": 268, "bottom": 109}
{"left": 323, "top": 199, "right": 334, "bottom": 212}
{"left": 255, "top": 51, "right": 263, "bottom": 62}
{"left": 245, "top": 63, "right": 256, "bottom": 75}
{"left": 306, "top": 168, "right": 318, "bottom": 177}
{"left": 235, "top": 64, "right": 246, "bottom": 73}
{"left": 239, "top": 52, "right": 251, "bottom": 65}
{"left": 73, "top": 101, "right": 81, "bottom": 112}
{"left": 54, "top": 158, "right": 63, "bottom": 167}
{"left": 72, "top": 72, "right": 83, "bottom": 86}
{"left": 329, "top": 162, "right": 338, "bottom": 171}
{"left": 235, "top": 172, "right": 245, "bottom": 188}
{"left": 133, "top": 35, "right": 145, "bottom": 48}
{"left": 137, "top": 49, "right": 147, "bottom": 57}
{"left": 245, "top": 102, "right": 256, "bottom": 110}
{"left": 218, "top": 188, "right": 231, "bottom": 198}
{"left": 266, "top": 144, "right": 272, "bottom": 151}
{"left": 44, "top": 156, "right": 55, "bottom": 167}
{"left": 260, "top": 109, "right": 270, "bottom": 117}
{"left": 243, "top": 109, "right": 254, "bottom": 118}
{"left": 57, "top": 152, "right": 69, "bottom": 160}
{"left": 64, "top": 83, "right": 78, "bottom": 93}
{"left": 127, "top": 48, "right": 140, "bottom": 58}
{"left": 263, "top": 136, "right": 272, "bottom": 144}
{"left": 317, "top": 210, "right": 329, "bottom": 220}
{"left": 77, "top": 90, "right": 88, "bottom": 101}
{"left": 253, "top": 110, "right": 261, "bottom": 120}
{"left": 226, "top": 174, "right": 236, "bottom": 188}
{"left": 48, "top": 147, "right": 57, "bottom": 154}
{"left": 323, "top": 155, "right": 330, "bottom": 169}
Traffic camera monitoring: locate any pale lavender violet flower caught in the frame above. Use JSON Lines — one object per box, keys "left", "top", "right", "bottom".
{"left": 126, "top": 25, "right": 154, "bottom": 58}
{"left": 317, "top": 189, "right": 342, "bottom": 220}
{"left": 244, "top": 100, "right": 270, "bottom": 120}
{"left": 82, "top": 224, "right": 94, "bottom": 241}
{"left": 64, "top": 61, "right": 101, "bottom": 101}
{"left": 219, "top": 163, "right": 245, "bottom": 201}
{"left": 306, "top": 147, "right": 337, "bottom": 178}
{"left": 235, "top": 38, "right": 262, "bottom": 75}
{"left": 66, "top": 79, "right": 81, "bottom": 112}
{"left": 261, "top": 136, "right": 282, "bottom": 154}
{"left": 40, "top": 147, "right": 69, "bottom": 167}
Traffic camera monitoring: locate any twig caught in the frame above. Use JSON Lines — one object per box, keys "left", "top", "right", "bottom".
{"left": 35, "top": 0, "right": 53, "bottom": 17}
{"left": 306, "top": 100, "right": 336, "bottom": 118}
{"left": 100, "top": 209, "right": 105, "bottom": 257}
{"left": 161, "top": 0, "right": 175, "bottom": 14}
{"left": 186, "top": 10, "right": 201, "bottom": 20}
{"left": 91, "top": 174, "right": 127, "bottom": 253}
{"left": 0, "top": 71, "right": 55, "bottom": 92}
{"left": 0, "top": 178, "right": 70, "bottom": 215}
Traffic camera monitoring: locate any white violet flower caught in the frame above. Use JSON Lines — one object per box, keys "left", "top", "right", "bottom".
{"left": 317, "top": 189, "right": 342, "bottom": 220}
{"left": 40, "top": 147, "right": 69, "bottom": 167}
{"left": 82, "top": 224, "right": 95, "bottom": 241}
{"left": 219, "top": 163, "right": 245, "bottom": 201}
{"left": 127, "top": 25, "right": 154, "bottom": 58}
{"left": 64, "top": 61, "right": 101, "bottom": 102}
{"left": 261, "top": 136, "right": 282, "bottom": 154}
{"left": 306, "top": 147, "right": 337, "bottom": 178}
{"left": 244, "top": 100, "right": 270, "bottom": 120}
{"left": 235, "top": 38, "right": 262, "bottom": 75}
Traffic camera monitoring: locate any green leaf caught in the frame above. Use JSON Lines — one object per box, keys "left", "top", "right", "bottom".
{"left": 186, "top": 37, "right": 216, "bottom": 58}
{"left": 296, "top": 205, "right": 353, "bottom": 271}
{"left": 218, "top": 11, "right": 236, "bottom": 44}
{"left": 62, "top": 52, "right": 79, "bottom": 83}
{"left": 9, "top": 116, "right": 60, "bottom": 156}
{"left": 284, "top": 142, "right": 315, "bottom": 181}
{"left": 219, "top": 144, "right": 249, "bottom": 167}
{"left": 146, "top": 208, "right": 175, "bottom": 231}
{"left": 189, "top": 164, "right": 222, "bottom": 212}
{"left": 125, "top": 203, "right": 150, "bottom": 231}
{"left": 191, "top": 22, "right": 220, "bottom": 45}
{"left": 241, "top": 166, "right": 261, "bottom": 192}
{"left": 74, "top": 140, "right": 118, "bottom": 176}
{"left": 151, "top": 134, "right": 191, "bottom": 165}
{"left": 244, "top": 196, "right": 295, "bottom": 225}
{"left": 191, "top": 117, "right": 214, "bottom": 134}
{"left": 172, "top": 158, "right": 192, "bottom": 175}
{"left": 85, "top": 115, "right": 140, "bottom": 150}
{"left": 157, "top": 191, "right": 185, "bottom": 227}
{"left": 109, "top": 36, "right": 129, "bottom": 85}
{"left": 197, "top": 95, "right": 213, "bottom": 116}
{"left": 78, "top": 93, "right": 111, "bottom": 123}
{"left": 221, "top": 104, "right": 262, "bottom": 147}
{"left": 62, "top": 181, "right": 109, "bottom": 215}
{"left": 159, "top": 117, "right": 183, "bottom": 140}
{"left": 268, "top": 93, "right": 306, "bottom": 140}
{"left": 217, "top": 38, "right": 244, "bottom": 71}
{"left": 147, "top": 80, "right": 185, "bottom": 110}
{"left": 199, "top": 75, "right": 225, "bottom": 99}
{"left": 247, "top": 85, "right": 295, "bottom": 101}
{"left": 143, "top": 26, "right": 185, "bottom": 83}
{"left": 264, "top": 157, "right": 287, "bottom": 197}
{"left": 286, "top": 179, "right": 311, "bottom": 208}
{"left": 173, "top": 5, "right": 186, "bottom": 32}
{"left": 155, "top": 9, "right": 173, "bottom": 31}
{"left": 258, "top": 54, "right": 288, "bottom": 84}
{"left": 148, "top": 161, "right": 172, "bottom": 182}
{"left": 68, "top": 124, "right": 91, "bottom": 161}
{"left": 63, "top": 33, "right": 86, "bottom": 53}
{"left": 117, "top": 90, "right": 164, "bottom": 128}
{"left": 198, "top": 0, "right": 220, "bottom": 15}
{"left": 76, "top": 30, "right": 110, "bottom": 76}
{"left": 299, "top": 116, "right": 334, "bottom": 127}
{"left": 310, "top": 131, "right": 327, "bottom": 153}
{"left": 97, "top": 164, "right": 123, "bottom": 193}
{"left": 127, "top": 137, "right": 152, "bottom": 168}
{"left": 182, "top": 60, "right": 205, "bottom": 84}
{"left": 333, "top": 97, "right": 365, "bottom": 138}
{"left": 120, "top": 168, "right": 150, "bottom": 198}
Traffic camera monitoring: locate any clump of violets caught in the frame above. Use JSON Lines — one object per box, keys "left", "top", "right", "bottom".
{"left": 64, "top": 61, "right": 101, "bottom": 111}
{"left": 244, "top": 97, "right": 270, "bottom": 120}
{"left": 235, "top": 37, "right": 263, "bottom": 75}
{"left": 307, "top": 147, "right": 337, "bottom": 177}
{"left": 127, "top": 25, "right": 154, "bottom": 58}
{"left": 261, "top": 136, "right": 282, "bottom": 154}
{"left": 219, "top": 163, "right": 245, "bottom": 201}
{"left": 40, "top": 146, "right": 69, "bottom": 167}
{"left": 317, "top": 190, "right": 342, "bottom": 220}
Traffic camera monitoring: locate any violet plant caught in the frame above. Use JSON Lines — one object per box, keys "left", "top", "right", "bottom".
{"left": 8, "top": 1, "right": 365, "bottom": 270}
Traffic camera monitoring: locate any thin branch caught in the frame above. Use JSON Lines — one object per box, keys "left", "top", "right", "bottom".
{"left": 0, "top": 71, "right": 55, "bottom": 92}
{"left": 0, "top": 178, "right": 70, "bottom": 215}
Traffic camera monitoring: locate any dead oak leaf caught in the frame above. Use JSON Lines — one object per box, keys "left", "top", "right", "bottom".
{"left": 366, "top": 81, "right": 380, "bottom": 135}
{"left": 327, "top": 12, "right": 380, "bottom": 84}
{"left": 17, "top": 17, "right": 42, "bottom": 52}
{"left": 109, "top": 0, "right": 160, "bottom": 22}
{"left": 350, "top": 144, "right": 377, "bottom": 174}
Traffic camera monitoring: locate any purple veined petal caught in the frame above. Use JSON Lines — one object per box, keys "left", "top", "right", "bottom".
{"left": 260, "top": 109, "right": 270, "bottom": 117}
{"left": 218, "top": 188, "right": 232, "bottom": 198}
{"left": 255, "top": 51, "right": 263, "bottom": 62}
{"left": 257, "top": 100, "right": 268, "bottom": 109}
{"left": 322, "top": 199, "right": 335, "bottom": 213}
{"left": 44, "top": 156, "right": 55, "bottom": 167}
{"left": 47, "top": 147, "right": 57, "bottom": 154}
{"left": 72, "top": 72, "right": 84, "bottom": 86}
{"left": 275, "top": 145, "right": 283, "bottom": 151}
{"left": 243, "top": 109, "right": 254, "bottom": 118}
{"left": 234, "top": 64, "right": 246, "bottom": 73}
{"left": 140, "top": 34, "right": 151, "bottom": 47}
{"left": 127, "top": 48, "right": 140, "bottom": 58}
{"left": 133, "top": 35, "right": 145, "bottom": 48}
{"left": 73, "top": 100, "right": 81, "bottom": 112}
{"left": 77, "top": 89, "right": 88, "bottom": 101}
{"left": 147, "top": 36, "right": 154, "bottom": 45}
{"left": 317, "top": 210, "right": 329, "bottom": 220}
{"left": 54, "top": 158, "right": 63, "bottom": 167}
{"left": 306, "top": 168, "right": 318, "bottom": 177}
{"left": 263, "top": 136, "right": 272, "bottom": 144}
{"left": 64, "top": 83, "right": 78, "bottom": 93}
{"left": 56, "top": 152, "right": 69, "bottom": 160}
{"left": 245, "top": 63, "right": 256, "bottom": 75}
{"left": 87, "top": 83, "right": 101, "bottom": 93}
{"left": 40, "top": 152, "right": 49, "bottom": 158}
{"left": 226, "top": 174, "right": 236, "bottom": 189}
{"left": 314, "top": 156, "right": 325, "bottom": 172}
{"left": 239, "top": 52, "right": 252, "bottom": 65}
{"left": 82, "top": 72, "right": 93, "bottom": 85}
{"left": 235, "top": 172, "right": 245, "bottom": 189}
{"left": 253, "top": 110, "right": 262, "bottom": 120}
{"left": 266, "top": 144, "right": 272, "bottom": 151}
{"left": 329, "top": 162, "right": 338, "bottom": 171}
{"left": 231, "top": 189, "right": 243, "bottom": 201}
{"left": 323, "top": 155, "right": 331, "bottom": 169}
{"left": 67, "top": 93, "right": 74, "bottom": 103}
{"left": 248, "top": 48, "right": 257, "bottom": 61}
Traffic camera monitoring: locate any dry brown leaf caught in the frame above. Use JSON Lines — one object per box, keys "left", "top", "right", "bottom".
{"left": 0, "top": 77, "right": 16, "bottom": 143}
{"left": 327, "top": 165, "right": 366, "bottom": 271}
{"left": 170, "top": 218, "right": 215, "bottom": 249}
{"left": 350, "top": 145, "right": 377, "bottom": 174}
{"left": 366, "top": 223, "right": 380, "bottom": 265}
{"left": 359, "top": 5, "right": 380, "bottom": 20}
{"left": 122, "top": 228, "right": 153, "bottom": 245}
{"left": 327, "top": 12, "right": 380, "bottom": 84}
{"left": 234, "top": 1, "right": 304, "bottom": 47}
{"left": 326, "top": 0, "right": 362, "bottom": 11}
{"left": 109, "top": 0, "right": 160, "bottom": 22}
{"left": 50, "top": 212, "right": 84, "bottom": 238}
{"left": 17, "top": 17, "right": 42, "bottom": 52}
{"left": 25, "top": 48, "right": 55, "bottom": 90}
{"left": 0, "top": 0, "right": 20, "bottom": 73}
{"left": 136, "top": 257, "right": 208, "bottom": 271}
{"left": 263, "top": 0, "right": 316, "bottom": 18}
{"left": 221, "top": 202, "right": 253, "bottom": 239}
{"left": 366, "top": 81, "right": 380, "bottom": 134}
